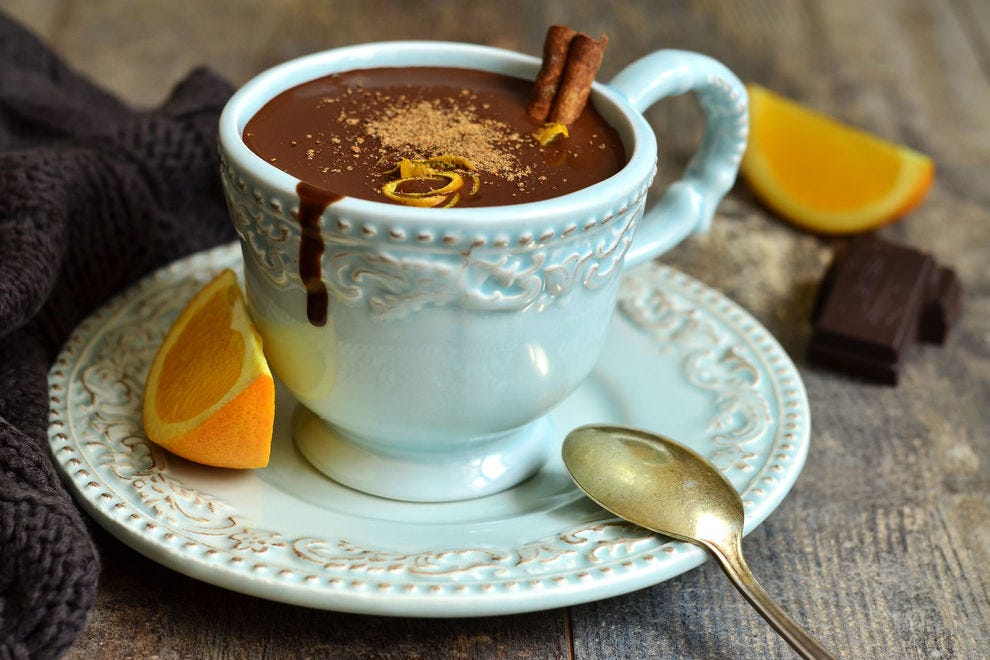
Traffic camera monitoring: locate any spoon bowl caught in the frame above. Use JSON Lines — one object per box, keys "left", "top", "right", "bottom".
{"left": 562, "top": 424, "right": 835, "bottom": 660}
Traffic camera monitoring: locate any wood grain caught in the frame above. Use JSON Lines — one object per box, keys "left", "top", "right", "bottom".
{"left": 2, "top": 0, "right": 987, "bottom": 657}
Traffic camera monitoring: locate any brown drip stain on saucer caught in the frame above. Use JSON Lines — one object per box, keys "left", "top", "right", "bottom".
{"left": 296, "top": 182, "right": 341, "bottom": 326}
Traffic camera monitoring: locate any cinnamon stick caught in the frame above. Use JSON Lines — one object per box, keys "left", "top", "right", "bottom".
{"left": 548, "top": 33, "right": 608, "bottom": 125}
{"left": 527, "top": 25, "right": 577, "bottom": 123}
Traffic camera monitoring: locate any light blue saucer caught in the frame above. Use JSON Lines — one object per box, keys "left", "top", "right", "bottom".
{"left": 48, "top": 242, "right": 809, "bottom": 616}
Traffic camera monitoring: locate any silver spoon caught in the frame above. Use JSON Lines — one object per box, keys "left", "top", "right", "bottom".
{"left": 562, "top": 424, "right": 835, "bottom": 660}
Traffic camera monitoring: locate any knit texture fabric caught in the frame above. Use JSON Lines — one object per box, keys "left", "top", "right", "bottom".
{"left": 0, "top": 12, "right": 235, "bottom": 658}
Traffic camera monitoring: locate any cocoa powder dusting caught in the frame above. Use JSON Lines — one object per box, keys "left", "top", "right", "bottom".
{"left": 365, "top": 99, "right": 530, "bottom": 181}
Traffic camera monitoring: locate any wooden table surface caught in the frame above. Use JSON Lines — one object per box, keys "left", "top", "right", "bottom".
{"left": 4, "top": 1, "right": 988, "bottom": 657}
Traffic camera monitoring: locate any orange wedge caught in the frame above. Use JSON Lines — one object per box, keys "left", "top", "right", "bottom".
{"left": 741, "top": 84, "right": 934, "bottom": 235}
{"left": 142, "top": 269, "right": 274, "bottom": 469}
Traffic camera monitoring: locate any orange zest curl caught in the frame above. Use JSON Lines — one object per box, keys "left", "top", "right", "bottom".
{"left": 382, "top": 155, "right": 479, "bottom": 207}
{"left": 533, "top": 122, "right": 569, "bottom": 145}
{"left": 382, "top": 172, "right": 463, "bottom": 207}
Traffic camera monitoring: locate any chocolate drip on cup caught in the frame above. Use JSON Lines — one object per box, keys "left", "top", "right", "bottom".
{"left": 295, "top": 182, "right": 339, "bottom": 327}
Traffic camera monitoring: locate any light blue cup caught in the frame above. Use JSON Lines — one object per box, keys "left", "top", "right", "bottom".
{"left": 219, "top": 41, "right": 747, "bottom": 502}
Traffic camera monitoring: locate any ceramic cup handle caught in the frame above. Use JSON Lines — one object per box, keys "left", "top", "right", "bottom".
{"left": 609, "top": 50, "right": 748, "bottom": 268}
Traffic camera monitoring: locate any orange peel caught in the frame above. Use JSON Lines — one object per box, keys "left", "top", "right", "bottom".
{"left": 533, "top": 122, "right": 569, "bottom": 145}
{"left": 382, "top": 155, "right": 479, "bottom": 207}
{"left": 382, "top": 172, "right": 464, "bottom": 207}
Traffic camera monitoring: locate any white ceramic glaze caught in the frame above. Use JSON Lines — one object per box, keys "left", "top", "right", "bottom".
{"left": 48, "top": 244, "right": 808, "bottom": 616}
{"left": 218, "top": 42, "right": 748, "bottom": 501}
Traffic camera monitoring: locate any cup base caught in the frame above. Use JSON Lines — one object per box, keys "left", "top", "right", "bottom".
{"left": 292, "top": 407, "right": 554, "bottom": 502}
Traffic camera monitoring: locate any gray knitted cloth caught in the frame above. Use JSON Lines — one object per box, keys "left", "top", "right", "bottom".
{"left": 0, "top": 12, "right": 234, "bottom": 658}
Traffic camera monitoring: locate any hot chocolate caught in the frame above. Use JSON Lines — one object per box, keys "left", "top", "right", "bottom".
{"left": 242, "top": 66, "right": 625, "bottom": 208}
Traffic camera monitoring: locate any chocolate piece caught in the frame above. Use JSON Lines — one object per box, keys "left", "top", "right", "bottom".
{"left": 919, "top": 266, "right": 962, "bottom": 344}
{"left": 808, "top": 236, "right": 953, "bottom": 385}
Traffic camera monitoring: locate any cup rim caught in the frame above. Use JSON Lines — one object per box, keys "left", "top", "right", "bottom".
{"left": 219, "top": 40, "right": 657, "bottom": 226}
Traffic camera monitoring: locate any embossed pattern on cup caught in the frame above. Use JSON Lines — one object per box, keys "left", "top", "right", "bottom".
{"left": 224, "top": 161, "right": 648, "bottom": 444}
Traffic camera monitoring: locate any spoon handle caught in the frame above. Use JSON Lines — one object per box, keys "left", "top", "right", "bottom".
{"left": 704, "top": 535, "right": 836, "bottom": 660}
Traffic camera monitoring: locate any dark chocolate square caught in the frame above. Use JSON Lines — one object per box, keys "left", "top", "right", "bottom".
{"left": 809, "top": 236, "right": 937, "bottom": 384}
{"left": 919, "top": 266, "right": 962, "bottom": 344}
